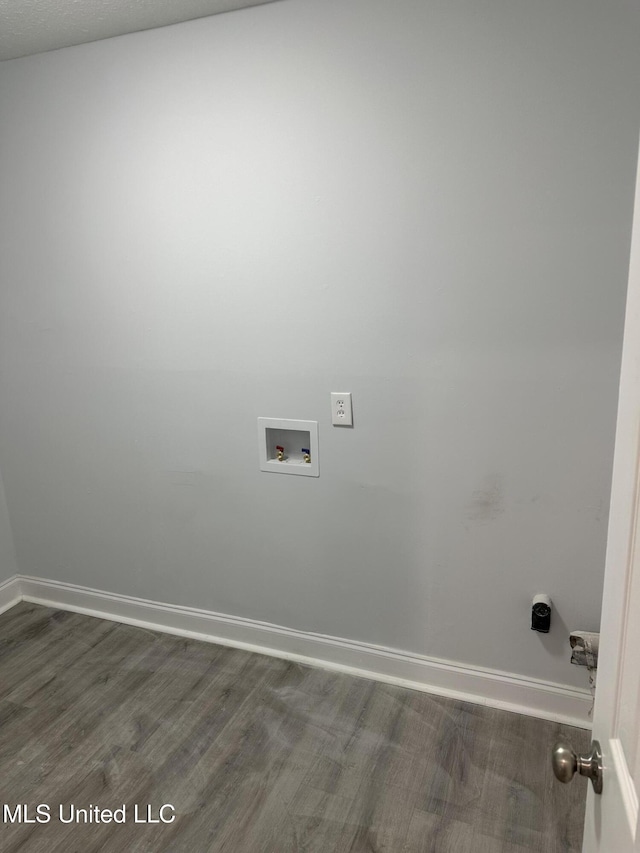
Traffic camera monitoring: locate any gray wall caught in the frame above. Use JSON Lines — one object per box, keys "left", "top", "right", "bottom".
{"left": 0, "top": 469, "right": 17, "bottom": 582}
{"left": 0, "top": 0, "right": 638, "bottom": 686}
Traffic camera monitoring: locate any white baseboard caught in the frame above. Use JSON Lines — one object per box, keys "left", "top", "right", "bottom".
{"left": 12, "top": 574, "right": 592, "bottom": 728}
{"left": 0, "top": 575, "right": 21, "bottom": 615}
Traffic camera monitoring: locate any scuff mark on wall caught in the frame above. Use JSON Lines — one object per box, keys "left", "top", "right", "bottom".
{"left": 466, "top": 475, "right": 505, "bottom": 523}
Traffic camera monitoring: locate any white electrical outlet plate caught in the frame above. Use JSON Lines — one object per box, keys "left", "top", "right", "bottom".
{"left": 331, "top": 392, "right": 353, "bottom": 426}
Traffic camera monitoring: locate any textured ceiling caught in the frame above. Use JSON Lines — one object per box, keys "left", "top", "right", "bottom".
{"left": 0, "top": 0, "right": 279, "bottom": 62}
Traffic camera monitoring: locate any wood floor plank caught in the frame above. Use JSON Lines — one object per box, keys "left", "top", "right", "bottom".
{"left": 0, "top": 603, "right": 589, "bottom": 852}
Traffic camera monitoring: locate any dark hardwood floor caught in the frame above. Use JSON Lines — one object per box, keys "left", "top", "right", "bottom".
{"left": 0, "top": 602, "right": 589, "bottom": 852}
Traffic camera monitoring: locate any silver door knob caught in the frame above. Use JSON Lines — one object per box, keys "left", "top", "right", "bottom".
{"left": 552, "top": 740, "right": 603, "bottom": 794}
